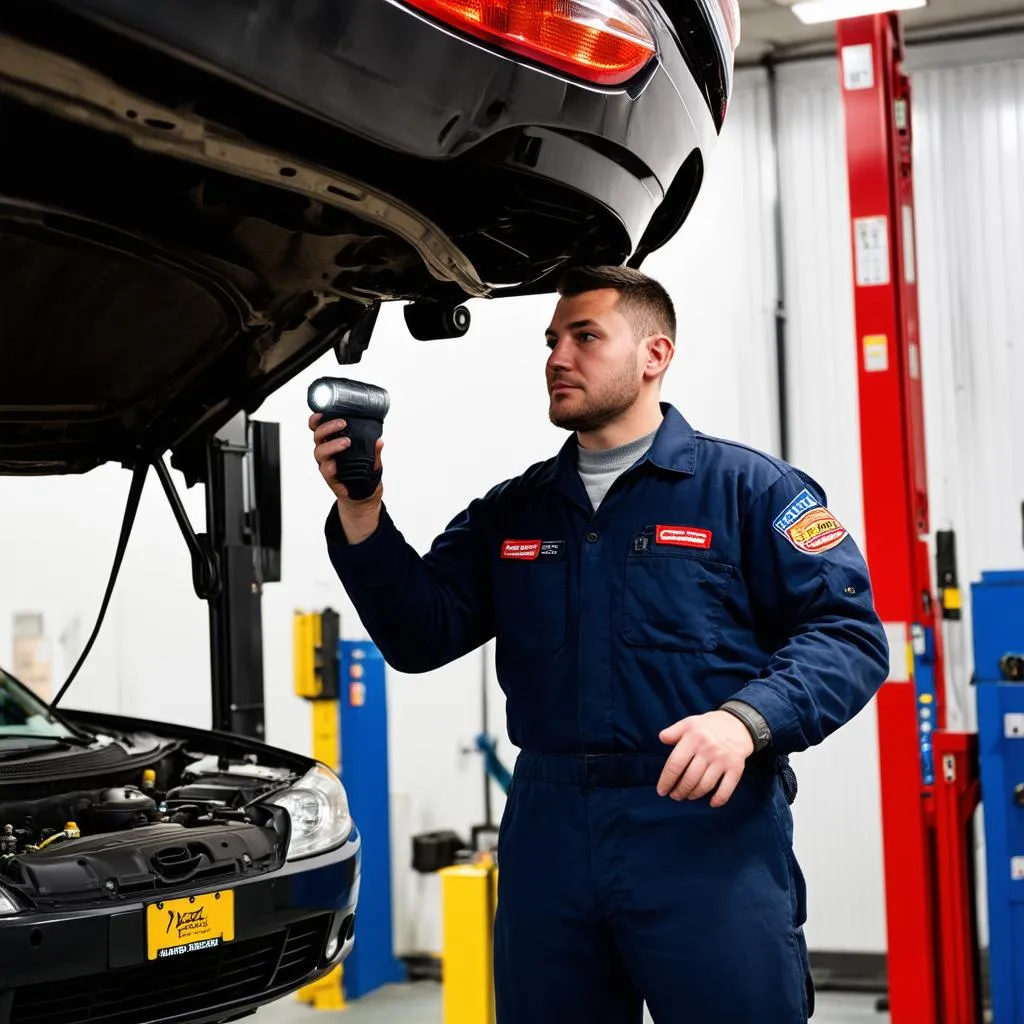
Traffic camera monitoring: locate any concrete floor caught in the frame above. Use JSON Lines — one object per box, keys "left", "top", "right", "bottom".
{"left": 253, "top": 982, "right": 889, "bottom": 1023}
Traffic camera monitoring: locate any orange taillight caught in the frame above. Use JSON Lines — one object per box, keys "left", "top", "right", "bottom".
{"left": 405, "top": 0, "right": 657, "bottom": 87}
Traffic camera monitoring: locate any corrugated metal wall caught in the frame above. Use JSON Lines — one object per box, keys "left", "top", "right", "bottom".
{"left": 909, "top": 41, "right": 1024, "bottom": 734}
{"left": 774, "top": 55, "right": 886, "bottom": 955}
{"left": 774, "top": 35, "right": 1024, "bottom": 954}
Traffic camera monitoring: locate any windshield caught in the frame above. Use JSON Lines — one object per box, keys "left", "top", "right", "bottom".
{"left": 0, "top": 667, "right": 77, "bottom": 739}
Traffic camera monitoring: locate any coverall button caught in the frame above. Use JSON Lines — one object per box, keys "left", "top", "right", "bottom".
{"left": 585, "top": 531, "right": 599, "bottom": 543}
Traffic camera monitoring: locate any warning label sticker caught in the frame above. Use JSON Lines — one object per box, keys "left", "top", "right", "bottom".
{"left": 854, "top": 216, "right": 890, "bottom": 287}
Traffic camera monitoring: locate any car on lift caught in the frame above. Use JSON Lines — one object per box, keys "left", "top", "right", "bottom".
{"left": 0, "top": 0, "right": 740, "bottom": 1021}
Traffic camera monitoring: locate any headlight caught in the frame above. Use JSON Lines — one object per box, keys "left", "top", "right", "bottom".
{"left": 0, "top": 888, "right": 19, "bottom": 914}
{"left": 268, "top": 764, "right": 353, "bottom": 860}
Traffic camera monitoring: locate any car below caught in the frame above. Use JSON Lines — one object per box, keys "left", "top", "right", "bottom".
{"left": 0, "top": 668, "right": 359, "bottom": 1024}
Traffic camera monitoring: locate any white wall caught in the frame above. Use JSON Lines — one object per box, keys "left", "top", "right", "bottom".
{"left": 776, "top": 34, "right": 1024, "bottom": 955}
{"left": 909, "top": 37, "right": 1024, "bottom": 724}
{"left": 774, "top": 54, "right": 887, "bottom": 956}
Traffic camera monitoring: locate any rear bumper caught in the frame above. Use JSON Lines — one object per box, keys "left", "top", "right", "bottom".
{"left": 49, "top": 0, "right": 724, "bottom": 259}
{"left": 0, "top": 830, "right": 360, "bottom": 1024}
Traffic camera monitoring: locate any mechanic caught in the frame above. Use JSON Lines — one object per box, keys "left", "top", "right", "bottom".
{"left": 311, "top": 265, "right": 891, "bottom": 1024}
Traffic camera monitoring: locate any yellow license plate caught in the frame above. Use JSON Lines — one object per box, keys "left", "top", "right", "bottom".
{"left": 146, "top": 890, "right": 235, "bottom": 960}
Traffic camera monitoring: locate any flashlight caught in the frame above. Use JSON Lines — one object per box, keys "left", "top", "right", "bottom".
{"left": 308, "top": 377, "right": 390, "bottom": 500}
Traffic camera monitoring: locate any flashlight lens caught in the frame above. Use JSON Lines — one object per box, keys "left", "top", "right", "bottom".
{"left": 312, "top": 383, "right": 334, "bottom": 411}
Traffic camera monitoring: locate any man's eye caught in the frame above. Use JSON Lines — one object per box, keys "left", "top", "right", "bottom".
{"left": 579, "top": 332, "right": 596, "bottom": 342}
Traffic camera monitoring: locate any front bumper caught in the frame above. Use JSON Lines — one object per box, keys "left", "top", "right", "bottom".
{"left": 0, "top": 829, "right": 360, "bottom": 1024}
{"left": 46, "top": 0, "right": 723, "bottom": 262}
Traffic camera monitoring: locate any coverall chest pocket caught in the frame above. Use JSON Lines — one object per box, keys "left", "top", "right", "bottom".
{"left": 493, "top": 557, "right": 568, "bottom": 661}
{"left": 622, "top": 551, "right": 735, "bottom": 652}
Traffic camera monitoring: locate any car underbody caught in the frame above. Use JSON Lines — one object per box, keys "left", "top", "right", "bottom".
{"left": 0, "top": 1, "right": 701, "bottom": 477}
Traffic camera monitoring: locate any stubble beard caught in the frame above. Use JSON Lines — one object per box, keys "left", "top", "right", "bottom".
{"left": 548, "top": 353, "right": 640, "bottom": 433}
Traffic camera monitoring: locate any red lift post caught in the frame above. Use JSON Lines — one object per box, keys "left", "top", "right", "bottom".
{"left": 835, "top": 14, "right": 981, "bottom": 1024}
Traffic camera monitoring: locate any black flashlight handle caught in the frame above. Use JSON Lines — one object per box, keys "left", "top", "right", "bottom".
{"left": 330, "top": 414, "right": 383, "bottom": 500}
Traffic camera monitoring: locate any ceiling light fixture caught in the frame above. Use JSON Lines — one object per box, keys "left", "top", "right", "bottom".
{"left": 791, "top": 0, "right": 927, "bottom": 25}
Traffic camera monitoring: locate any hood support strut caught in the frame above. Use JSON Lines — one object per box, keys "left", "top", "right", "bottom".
{"left": 154, "top": 457, "right": 221, "bottom": 601}
{"left": 53, "top": 413, "right": 280, "bottom": 744}
{"left": 156, "top": 414, "right": 280, "bottom": 742}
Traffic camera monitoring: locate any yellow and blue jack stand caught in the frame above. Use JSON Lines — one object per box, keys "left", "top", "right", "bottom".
{"left": 293, "top": 609, "right": 406, "bottom": 1009}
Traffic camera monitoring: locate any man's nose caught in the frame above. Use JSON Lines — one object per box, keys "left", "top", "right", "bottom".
{"left": 547, "top": 337, "right": 572, "bottom": 371}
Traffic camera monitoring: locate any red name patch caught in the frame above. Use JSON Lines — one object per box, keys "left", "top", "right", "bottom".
{"left": 501, "top": 540, "right": 541, "bottom": 560}
{"left": 656, "top": 525, "right": 712, "bottom": 550}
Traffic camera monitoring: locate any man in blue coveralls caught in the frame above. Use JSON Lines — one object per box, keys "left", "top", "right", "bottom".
{"left": 311, "top": 266, "right": 890, "bottom": 1023}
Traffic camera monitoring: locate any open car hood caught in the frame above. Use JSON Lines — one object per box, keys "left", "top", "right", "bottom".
{"left": 0, "top": 11, "right": 488, "bottom": 478}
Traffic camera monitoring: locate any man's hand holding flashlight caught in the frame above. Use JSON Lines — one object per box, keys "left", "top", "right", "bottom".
{"left": 311, "top": 412, "right": 384, "bottom": 545}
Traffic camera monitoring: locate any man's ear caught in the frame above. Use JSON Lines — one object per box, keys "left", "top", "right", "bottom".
{"left": 643, "top": 334, "right": 674, "bottom": 380}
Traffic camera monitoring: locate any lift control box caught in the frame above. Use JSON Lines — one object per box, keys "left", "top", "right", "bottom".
{"left": 974, "top": 569, "right": 1024, "bottom": 1024}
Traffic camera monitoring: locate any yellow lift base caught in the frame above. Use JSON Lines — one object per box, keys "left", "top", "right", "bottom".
{"left": 296, "top": 965, "right": 346, "bottom": 1011}
{"left": 440, "top": 857, "right": 499, "bottom": 1024}
{"left": 293, "top": 609, "right": 345, "bottom": 1011}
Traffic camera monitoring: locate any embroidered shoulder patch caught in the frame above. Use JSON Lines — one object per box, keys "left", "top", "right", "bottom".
{"left": 772, "top": 487, "right": 848, "bottom": 554}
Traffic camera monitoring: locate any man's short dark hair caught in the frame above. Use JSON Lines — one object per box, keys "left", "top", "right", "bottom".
{"left": 556, "top": 265, "right": 676, "bottom": 343}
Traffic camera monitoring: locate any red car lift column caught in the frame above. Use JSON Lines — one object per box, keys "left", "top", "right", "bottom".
{"left": 835, "top": 15, "right": 981, "bottom": 1024}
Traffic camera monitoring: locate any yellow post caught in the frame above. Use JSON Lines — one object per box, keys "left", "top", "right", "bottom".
{"left": 311, "top": 698, "right": 340, "bottom": 772}
{"left": 294, "top": 609, "right": 345, "bottom": 1010}
{"left": 440, "top": 862, "right": 497, "bottom": 1024}
{"left": 293, "top": 611, "right": 322, "bottom": 699}
{"left": 296, "top": 966, "right": 346, "bottom": 1011}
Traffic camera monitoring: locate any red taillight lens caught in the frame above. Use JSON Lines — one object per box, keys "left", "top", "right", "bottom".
{"left": 405, "top": 0, "right": 657, "bottom": 87}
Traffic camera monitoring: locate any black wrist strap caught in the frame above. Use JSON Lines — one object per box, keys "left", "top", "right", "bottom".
{"left": 720, "top": 700, "right": 772, "bottom": 753}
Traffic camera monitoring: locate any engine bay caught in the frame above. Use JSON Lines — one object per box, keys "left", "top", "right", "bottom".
{"left": 0, "top": 740, "right": 303, "bottom": 907}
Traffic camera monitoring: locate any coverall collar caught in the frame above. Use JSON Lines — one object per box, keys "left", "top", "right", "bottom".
{"left": 546, "top": 403, "right": 697, "bottom": 511}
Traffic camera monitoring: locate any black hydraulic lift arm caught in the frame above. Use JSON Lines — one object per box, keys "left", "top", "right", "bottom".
{"left": 155, "top": 413, "right": 282, "bottom": 741}
{"left": 49, "top": 411, "right": 281, "bottom": 747}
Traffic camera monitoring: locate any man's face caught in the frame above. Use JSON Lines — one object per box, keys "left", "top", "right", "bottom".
{"left": 544, "top": 288, "right": 647, "bottom": 434}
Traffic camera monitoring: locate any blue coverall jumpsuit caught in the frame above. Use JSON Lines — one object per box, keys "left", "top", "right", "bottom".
{"left": 325, "top": 404, "right": 890, "bottom": 1024}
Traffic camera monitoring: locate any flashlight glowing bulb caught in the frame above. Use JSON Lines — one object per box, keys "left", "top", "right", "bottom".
{"left": 312, "top": 383, "right": 334, "bottom": 410}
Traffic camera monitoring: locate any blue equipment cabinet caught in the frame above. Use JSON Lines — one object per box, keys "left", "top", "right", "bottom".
{"left": 973, "top": 570, "right": 1024, "bottom": 1023}
{"left": 338, "top": 639, "right": 406, "bottom": 1000}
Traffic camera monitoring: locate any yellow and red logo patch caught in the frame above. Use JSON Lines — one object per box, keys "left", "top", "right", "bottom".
{"left": 785, "top": 507, "right": 847, "bottom": 553}
{"left": 773, "top": 487, "right": 848, "bottom": 555}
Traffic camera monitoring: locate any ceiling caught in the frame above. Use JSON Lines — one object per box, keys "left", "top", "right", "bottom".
{"left": 735, "top": 0, "right": 1024, "bottom": 63}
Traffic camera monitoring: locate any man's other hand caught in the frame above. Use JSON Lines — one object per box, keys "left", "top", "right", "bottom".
{"left": 656, "top": 710, "right": 755, "bottom": 807}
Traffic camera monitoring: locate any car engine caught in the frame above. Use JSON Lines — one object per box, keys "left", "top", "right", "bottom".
{"left": 0, "top": 746, "right": 300, "bottom": 908}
